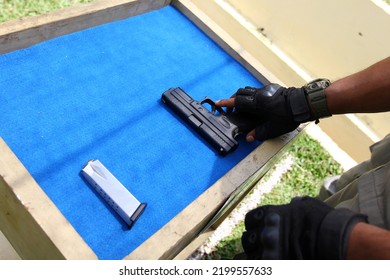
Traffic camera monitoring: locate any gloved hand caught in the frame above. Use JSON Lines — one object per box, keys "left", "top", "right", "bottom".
{"left": 241, "top": 196, "right": 367, "bottom": 260}
{"left": 222, "top": 83, "right": 320, "bottom": 141}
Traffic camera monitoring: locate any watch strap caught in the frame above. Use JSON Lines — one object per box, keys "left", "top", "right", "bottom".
{"left": 305, "top": 79, "right": 332, "bottom": 122}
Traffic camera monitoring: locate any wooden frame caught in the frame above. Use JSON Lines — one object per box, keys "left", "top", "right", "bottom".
{"left": 0, "top": 0, "right": 301, "bottom": 259}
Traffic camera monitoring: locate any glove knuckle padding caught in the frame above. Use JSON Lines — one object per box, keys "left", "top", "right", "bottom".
{"left": 261, "top": 213, "right": 281, "bottom": 258}
{"left": 244, "top": 206, "right": 266, "bottom": 230}
{"left": 235, "top": 85, "right": 280, "bottom": 113}
{"left": 235, "top": 89, "right": 257, "bottom": 111}
{"left": 232, "top": 84, "right": 313, "bottom": 141}
{"left": 241, "top": 196, "right": 367, "bottom": 260}
{"left": 242, "top": 231, "right": 261, "bottom": 254}
{"left": 242, "top": 210, "right": 283, "bottom": 260}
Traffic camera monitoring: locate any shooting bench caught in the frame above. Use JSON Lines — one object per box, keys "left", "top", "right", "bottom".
{"left": 0, "top": 0, "right": 302, "bottom": 259}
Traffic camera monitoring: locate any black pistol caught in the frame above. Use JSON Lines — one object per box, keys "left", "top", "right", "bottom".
{"left": 161, "top": 87, "right": 239, "bottom": 156}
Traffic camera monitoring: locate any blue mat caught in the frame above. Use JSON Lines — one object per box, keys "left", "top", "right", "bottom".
{"left": 0, "top": 6, "right": 262, "bottom": 259}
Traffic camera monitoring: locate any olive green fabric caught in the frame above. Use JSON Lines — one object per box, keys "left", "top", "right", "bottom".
{"left": 318, "top": 134, "right": 390, "bottom": 229}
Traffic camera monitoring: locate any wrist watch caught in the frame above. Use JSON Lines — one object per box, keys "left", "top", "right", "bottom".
{"left": 304, "top": 78, "right": 332, "bottom": 123}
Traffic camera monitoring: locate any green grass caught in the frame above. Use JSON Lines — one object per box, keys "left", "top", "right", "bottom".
{"left": 0, "top": 0, "right": 95, "bottom": 23}
{"left": 201, "top": 132, "right": 344, "bottom": 260}
{"left": 1, "top": 0, "right": 388, "bottom": 24}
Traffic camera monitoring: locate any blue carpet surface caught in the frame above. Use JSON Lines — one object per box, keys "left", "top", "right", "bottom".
{"left": 0, "top": 5, "right": 263, "bottom": 259}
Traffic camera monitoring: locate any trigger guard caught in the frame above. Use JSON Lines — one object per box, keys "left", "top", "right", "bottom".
{"left": 200, "top": 97, "right": 225, "bottom": 115}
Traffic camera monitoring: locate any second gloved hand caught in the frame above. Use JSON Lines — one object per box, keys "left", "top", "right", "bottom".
{"left": 241, "top": 196, "right": 368, "bottom": 260}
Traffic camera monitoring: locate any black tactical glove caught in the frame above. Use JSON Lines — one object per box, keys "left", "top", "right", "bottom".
{"left": 226, "top": 83, "right": 321, "bottom": 141}
{"left": 241, "top": 196, "right": 367, "bottom": 260}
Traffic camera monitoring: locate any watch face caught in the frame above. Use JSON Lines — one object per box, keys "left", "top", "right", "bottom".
{"left": 307, "top": 83, "right": 320, "bottom": 91}
{"left": 317, "top": 79, "right": 331, "bottom": 88}
{"left": 306, "top": 79, "right": 330, "bottom": 91}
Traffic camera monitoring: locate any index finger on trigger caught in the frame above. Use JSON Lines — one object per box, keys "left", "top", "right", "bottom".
{"left": 215, "top": 97, "right": 235, "bottom": 108}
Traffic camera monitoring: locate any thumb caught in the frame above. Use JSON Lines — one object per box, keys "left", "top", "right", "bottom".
{"left": 246, "top": 129, "right": 256, "bottom": 142}
{"left": 245, "top": 122, "right": 272, "bottom": 142}
{"left": 246, "top": 123, "right": 274, "bottom": 142}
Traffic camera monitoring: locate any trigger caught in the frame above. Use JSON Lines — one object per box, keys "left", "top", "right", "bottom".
{"left": 211, "top": 103, "right": 216, "bottom": 114}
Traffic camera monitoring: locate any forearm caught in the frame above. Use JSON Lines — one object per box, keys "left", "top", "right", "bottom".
{"left": 326, "top": 56, "right": 390, "bottom": 114}
{"left": 347, "top": 222, "right": 390, "bottom": 259}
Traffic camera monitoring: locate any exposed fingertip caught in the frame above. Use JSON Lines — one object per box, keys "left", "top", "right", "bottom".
{"left": 246, "top": 135, "right": 255, "bottom": 142}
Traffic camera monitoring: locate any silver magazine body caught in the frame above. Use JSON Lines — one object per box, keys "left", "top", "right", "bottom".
{"left": 81, "top": 160, "right": 146, "bottom": 228}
